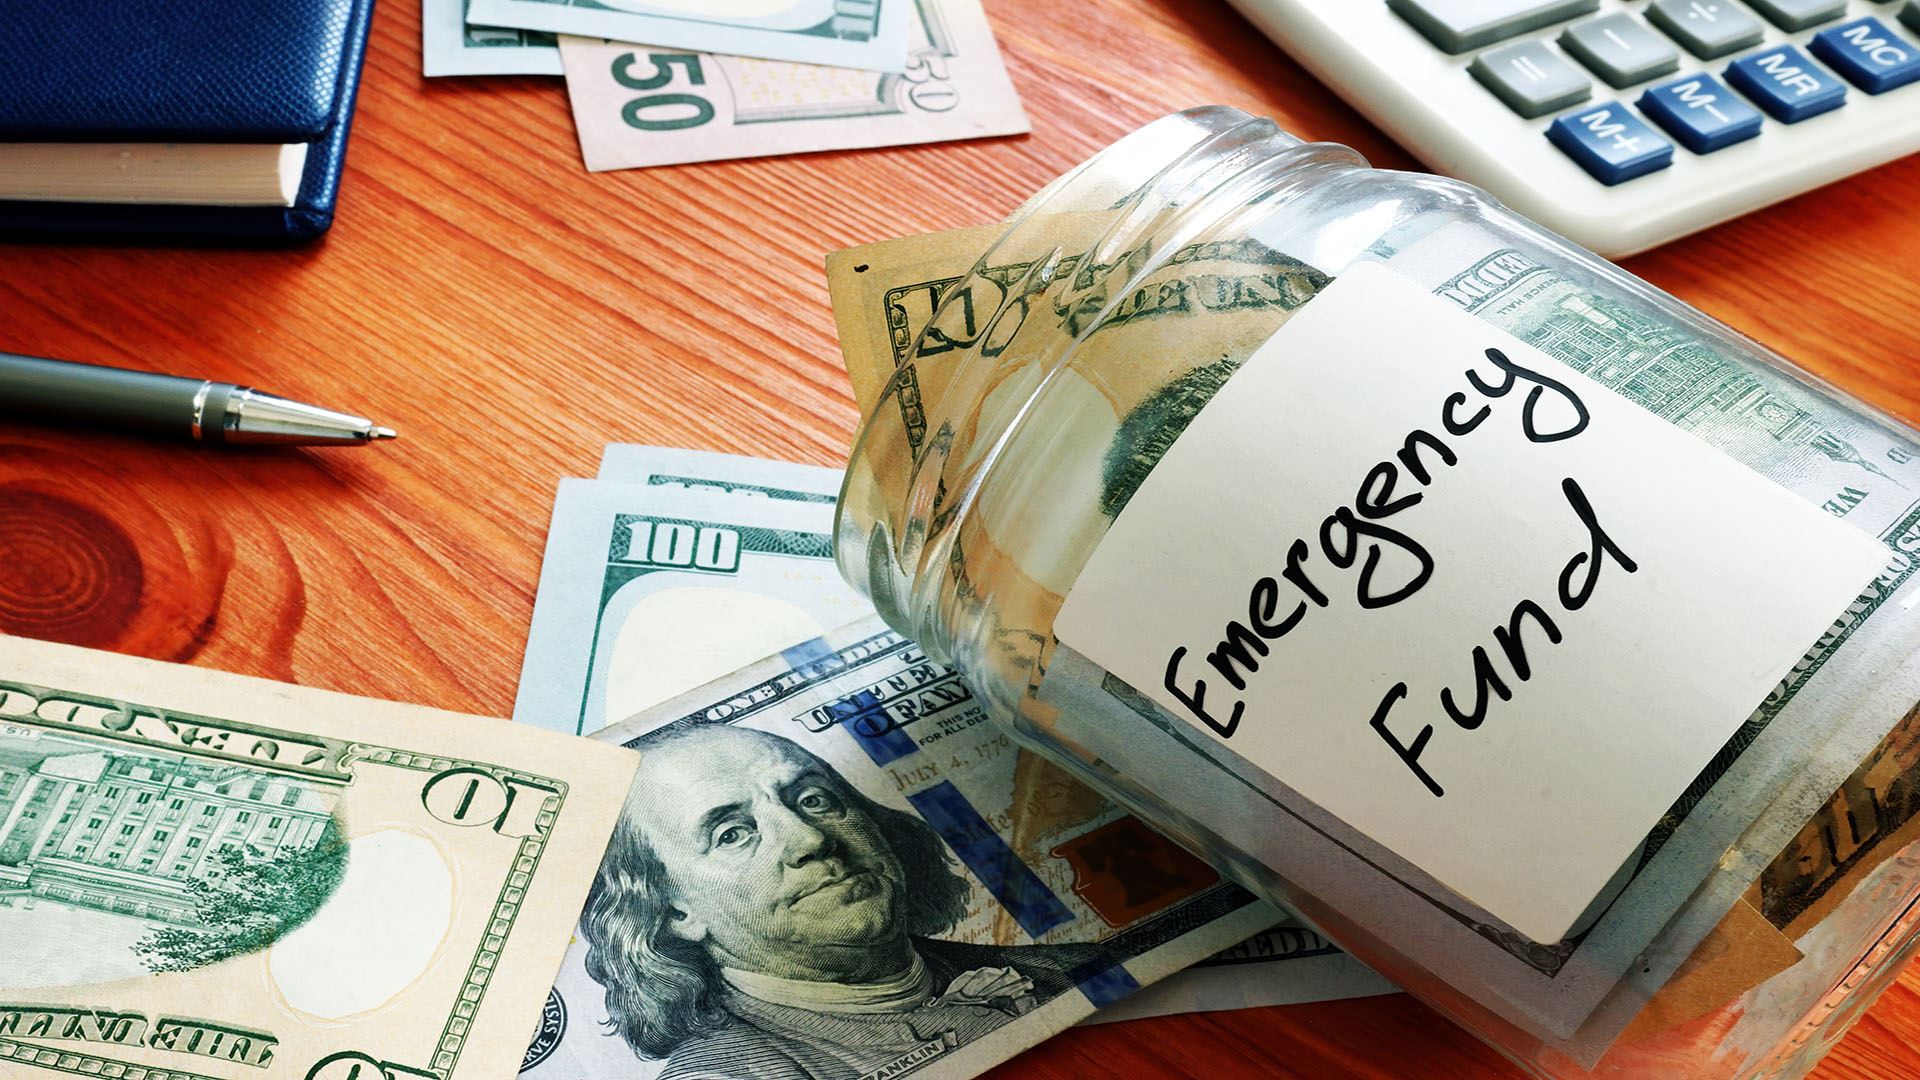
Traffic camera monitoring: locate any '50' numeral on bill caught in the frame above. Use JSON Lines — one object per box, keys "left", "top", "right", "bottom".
{"left": 611, "top": 52, "right": 712, "bottom": 131}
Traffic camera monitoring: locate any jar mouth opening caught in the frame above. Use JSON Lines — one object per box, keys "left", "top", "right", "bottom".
{"left": 835, "top": 107, "right": 1365, "bottom": 658}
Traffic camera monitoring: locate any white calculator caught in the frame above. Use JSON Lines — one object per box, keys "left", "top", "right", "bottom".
{"left": 1227, "top": 0, "right": 1920, "bottom": 256}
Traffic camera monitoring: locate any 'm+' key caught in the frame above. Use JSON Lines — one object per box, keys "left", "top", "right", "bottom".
{"left": 1547, "top": 104, "right": 1675, "bottom": 183}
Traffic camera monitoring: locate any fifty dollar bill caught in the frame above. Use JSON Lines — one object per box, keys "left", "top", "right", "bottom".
{"left": 0, "top": 637, "right": 635, "bottom": 1080}
{"left": 556, "top": 0, "right": 1026, "bottom": 172}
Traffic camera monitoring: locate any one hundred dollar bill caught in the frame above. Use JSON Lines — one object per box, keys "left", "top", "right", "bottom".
{"left": 824, "top": 222, "right": 1920, "bottom": 1049}
{"left": 554, "top": 0, "right": 1026, "bottom": 171}
{"left": 514, "top": 478, "right": 870, "bottom": 736}
{"left": 1081, "top": 924, "right": 1397, "bottom": 1024}
{"left": 0, "top": 636, "right": 636, "bottom": 1080}
{"left": 597, "top": 444, "right": 842, "bottom": 502}
{"left": 521, "top": 617, "right": 1280, "bottom": 1080}
{"left": 423, "top": 0, "right": 561, "bottom": 76}
{"left": 467, "top": 0, "right": 913, "bottom": 71}
{"left": 575, "top": 445, "right": 1398, "bottom": 1023}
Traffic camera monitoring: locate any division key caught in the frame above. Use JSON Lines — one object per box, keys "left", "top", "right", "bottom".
{"left": 1647, "top": 0, "right": 1767, "bottom": 60}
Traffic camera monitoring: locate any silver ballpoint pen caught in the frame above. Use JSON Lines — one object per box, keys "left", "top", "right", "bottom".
{"left": 0, "top": 350, "right": 396, "bottom": 447}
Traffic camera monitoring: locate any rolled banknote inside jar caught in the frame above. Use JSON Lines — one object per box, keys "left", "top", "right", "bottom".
{"left": 830, "top": 106, "right": 1920, "bottom": 1075}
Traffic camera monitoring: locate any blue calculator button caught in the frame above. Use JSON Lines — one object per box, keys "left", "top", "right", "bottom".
{"left": 1809, "top": 18, "right": 1920, "bottom": 93}
{"left": 1547, "top": 104, "right": 1675, "bottom": 183}
{"left": 1727, "top": 45, "right": 1848, "bottom": 121}
{"left": 1638, "top": 74, "right": 1764, "bottom": 152}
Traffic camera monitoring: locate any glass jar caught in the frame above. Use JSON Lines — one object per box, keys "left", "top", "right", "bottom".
{"left": 834, "top": 107, "right": 1920, "bottom": 1076}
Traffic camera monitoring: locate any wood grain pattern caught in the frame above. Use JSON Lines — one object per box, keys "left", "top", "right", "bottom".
{"left": 0, "top": 1, "right": 1915, "bottom": 1076}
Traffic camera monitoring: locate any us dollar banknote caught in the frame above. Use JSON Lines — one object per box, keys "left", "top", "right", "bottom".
{"left": 466, "top": 0, "right": 912, "bottom": 71}
{"left": 824, "top": 221, "right": 1920, "bottom": 1047}
{"left": 1757, "top": 697, "right": 1920, "bottom": 938}
{"left": 555, "top": 0, "right": 1026, "bottom": 172}
{"left": 514, "top": 478, "right": 869, "bottom": 735}
{"left": 521, "top": 616, "right": 1280, "bottom": 1080}
{"left": 597, "top": 444, "right": 842, "bottom": 504}
{"left": 423, "top": 0, "right": 561, "bottom": 76}
{"left": 0, "top": 636, "right": 636, "bottom": 1080}
{"left": 577, "top": 445, "right": 1397, "bottom": 1023}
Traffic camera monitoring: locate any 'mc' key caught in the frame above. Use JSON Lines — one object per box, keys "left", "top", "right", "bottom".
{"left": 1727, "top": 45, "right": 1848, "bottom": 121}
{"left": 1810, "top": 17, "right": 1920, "bottom": 93}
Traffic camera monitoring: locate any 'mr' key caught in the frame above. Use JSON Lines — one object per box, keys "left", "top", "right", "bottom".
{"left": 1727, "top": 45, "right": 1848, "bottom": 121}
{"left": 1810, "top": 17, "right": 1920, "bottom": 93}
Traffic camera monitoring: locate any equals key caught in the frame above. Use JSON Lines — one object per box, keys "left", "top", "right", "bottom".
{"left": 1472, "top": 41, "right": 1592, "bottom": 117}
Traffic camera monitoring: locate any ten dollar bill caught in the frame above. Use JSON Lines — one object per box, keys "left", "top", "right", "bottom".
{"left": 0, "top": 636, "right": 636, "bottom": 1080}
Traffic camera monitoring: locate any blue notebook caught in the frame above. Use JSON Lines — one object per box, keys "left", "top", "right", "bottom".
{"left": 0, "top": 0, "right": 376, "bottom": 244}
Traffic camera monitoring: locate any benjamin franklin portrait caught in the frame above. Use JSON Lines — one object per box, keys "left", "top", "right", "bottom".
{"left": 578, "top": 724, "right": 1102, "bottom": 1080}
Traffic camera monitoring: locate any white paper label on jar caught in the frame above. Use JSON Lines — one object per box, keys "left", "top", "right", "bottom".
{"left": 1051, "top": 261, "right": 1889, "bottom": 945}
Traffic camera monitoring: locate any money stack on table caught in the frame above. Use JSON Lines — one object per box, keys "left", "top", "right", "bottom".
{"left": 421, "top": 0, "right": 1030, "bottom": 171}
{"left": 8, "top": 107, "right": 1918, "bottom": 1079}
{"left": 491, "top": 219, "right": 1920, "bottom": 1075}
{"left": 10, "top": 217, "right": 1919, "bottom": 1080}
{"left": 507, "top": 443, "right": 1396, "bottom": 1079}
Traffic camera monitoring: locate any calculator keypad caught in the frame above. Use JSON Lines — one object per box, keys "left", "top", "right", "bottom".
{"left": 1386, "top": 0, "right": 1920, "bottom": 184}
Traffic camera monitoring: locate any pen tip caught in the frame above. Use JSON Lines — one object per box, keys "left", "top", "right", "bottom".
{"left": 368, "top": 426, "right": 398, "bottom": 441}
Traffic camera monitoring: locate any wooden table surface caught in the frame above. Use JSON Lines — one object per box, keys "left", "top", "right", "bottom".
{"left": 3, "top": 1, "right": 1917, "bottom": 1077}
